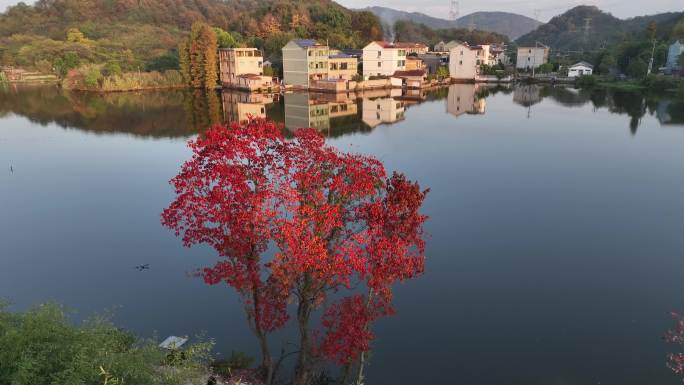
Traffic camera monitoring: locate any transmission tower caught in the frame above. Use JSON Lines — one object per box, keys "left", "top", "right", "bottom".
{"left": 449, "top": 1, "right": 459, "bottom": 22}
{"left": 583, "top": 17, "right": 591, "bottom": 43}
{"left": 468, "top": 15, "right": 475, "bottom": 32}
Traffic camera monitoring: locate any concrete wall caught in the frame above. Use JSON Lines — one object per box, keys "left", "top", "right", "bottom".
{"left": 449, "top": 44, "right": 478, "bottom": 80}
{"left": 517, "top": 47, "right": 549, "bottom": 69}
{"left": 362, "top": 42, "right": 407, "bottom": 77}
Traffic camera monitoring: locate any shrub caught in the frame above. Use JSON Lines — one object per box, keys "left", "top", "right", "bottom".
{"left": 210, "top": 351, "right": 254, "bottom": 377}
{"left": 641, "top": 74, "right": 678, "bottom": 91}
{"left": 576, "top": 74, "right": 598, "bottom": 88}
{"left": 0, "top": 302, "right": 213, "bottom": 385}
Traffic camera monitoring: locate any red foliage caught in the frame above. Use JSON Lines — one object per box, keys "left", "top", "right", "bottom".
{"left": 162, "top": 118, "right": 428, "bottom": 373}
{"left": 666, "top": 312, "right": 684, "bottom": 377}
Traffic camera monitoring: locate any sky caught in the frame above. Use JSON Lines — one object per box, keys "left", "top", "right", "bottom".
{"left": 0, "top": 0, "right": 681, "bottom": 21}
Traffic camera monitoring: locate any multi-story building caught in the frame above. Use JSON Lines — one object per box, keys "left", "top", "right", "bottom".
{"left": 405, "top": 56, "right": 425, "bottom": 71}
{"left": 362, "top": 41, "right": 409, "bottom": 77}
{"left": 401, "top": 42, "right": 429, "bottom": 55}
{"left": 282, "top": 39, "right": 330, "bottom": 88}
{"left": 328, "top": 51, "right": 358, "bottom": 80}
{"left": 516, "top": 45, "right": 550, "bottom": 70}
{"left": 666, "top": 39, "right": 684, "bottom": 69}
{"left": 284, "top": 93, "right": 358, "bottom": 133}
{"left": 448, "top": 42, "right": 480, "bottom": 80}
{"left": 219, "top": 48, "right": 274, "bottom": 90}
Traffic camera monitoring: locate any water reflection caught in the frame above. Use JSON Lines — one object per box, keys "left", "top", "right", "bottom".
{"left": 0, "top": 84, "right": 682, "bottom": 139}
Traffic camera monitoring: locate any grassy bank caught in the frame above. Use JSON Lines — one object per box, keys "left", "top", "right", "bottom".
{"left": 577, "top": 74, "right": 684, "bottom": 96}
{"left": 63, "top": 65, "right": 184, "bottom": 92}
{"left": 0, "top": 301, "right": 212, "bottom": 385}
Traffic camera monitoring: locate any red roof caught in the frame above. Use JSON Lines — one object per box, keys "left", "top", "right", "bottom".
{"left": 393, "top": 69, "right": 426, "bottom": 77}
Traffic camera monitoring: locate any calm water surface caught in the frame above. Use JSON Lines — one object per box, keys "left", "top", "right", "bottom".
{"left": 1, "top": 83, "right": 684, "bottom": 385}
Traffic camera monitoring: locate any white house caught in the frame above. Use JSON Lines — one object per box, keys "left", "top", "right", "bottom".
{"left": 516, "top": 44, "right": 550, "bottom": 70}
{"left": 568, "top": 61, "right": 593, "bottom": 77}
{"left": 362, "top": 41, "right": 408, "bottom": 77}
{"left": 448, "top": 42, "right": 482, "bottom": 81}
{"left": 434, "top": 40, "right": 461, "bottom": 53}
{"left": 666, "top": 39, "right": 684, "bottom": 69}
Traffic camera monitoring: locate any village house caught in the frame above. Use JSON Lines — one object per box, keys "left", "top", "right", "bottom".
{"left": 218, "top": 48, "right": 275, "bottom": 91}
{"left": 392, "top": 69, "right": 428, "bottom": 89}
{"left": 402, "top": 42, "right": 430, "bottom": 55}
{"left": 282, "top": 39, "right": 330, "bottom": 88}
{"left": 418, "top": 53, "right": 449, "bottom": 75}
{"left": 448, "top": 42, "right": 481, "bottom": 81}
{"left": 666, "top": 39, "right": 684, "bottom": 70}
{"left": 327, "top": 51, "right": 358, "bottom": 80}
{"left": 405, "top": 56, "right": 425, "bottom": 71}
{"left": 516, "top": 44, "right": 550, "bottom": 70}
{"left": 362, "top": 41, "right": 408, "bottom": 77}
{"left": 489, "top": 44, "right": 509, "bottom": 66}
{"left": 434, "top": 40, "right": 461, "bottom": 53}
{"left": 567, "top": 61, "right": 593, "bottom": 77}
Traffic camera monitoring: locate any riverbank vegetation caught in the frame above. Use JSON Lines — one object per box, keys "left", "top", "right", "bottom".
{"left": 0, "top": 301, "right": 212, "bottom": 385}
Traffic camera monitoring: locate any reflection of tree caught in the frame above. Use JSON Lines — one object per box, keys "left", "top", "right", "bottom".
{"left": 184, "top": 89, "right": 222, "bottom": 133}
{"left": 541, "top": 86, "right": 592, "bottom": 108}
{"left": 665, "top": 312, "right": 684, "bottom": 379}
{"left": 0, "top": 85, "right": 206, "bottom": 137}
{"left": 608, "top": 91, "right": 646, "bottom": 135}
{"left": 162, "top": 120, "right": 428, "bottom": 385}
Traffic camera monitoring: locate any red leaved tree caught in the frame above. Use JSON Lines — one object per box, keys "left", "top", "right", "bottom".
{"left": 162, "top": 119, "right": 428, "bottom": 385}
{"left": 665, "top": 312, "right": 684, "bottom": 379}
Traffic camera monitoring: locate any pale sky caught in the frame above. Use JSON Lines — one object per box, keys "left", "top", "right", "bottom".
{"left": 0, "top": 0, "right": 681, "bottom": 21}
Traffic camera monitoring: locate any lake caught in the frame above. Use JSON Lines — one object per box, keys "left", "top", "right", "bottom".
{"left": 1, "top": 83, "right": 684, "bottom": 385}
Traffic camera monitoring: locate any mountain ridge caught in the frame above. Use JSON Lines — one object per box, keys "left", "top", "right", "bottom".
{"left": 359, "top": 6, "right": 542, "bottom": 39}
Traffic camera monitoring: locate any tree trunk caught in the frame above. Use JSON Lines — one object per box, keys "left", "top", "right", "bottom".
{"left": 293, "top": 275, "right": 313, "bottom": 385}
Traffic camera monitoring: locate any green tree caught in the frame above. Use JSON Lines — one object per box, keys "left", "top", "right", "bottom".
{"left": 178, "top": 22, "right": 218, "bottom": 89}
{"left": 145, "top": 53, "right": 179, "bottom": 72}
{"left": 436, "top": 66, "right": 449, "bottom": 79}
{"left": 54, "top": 52, "right": 80, "bottom": 77}
{"left": 598, "top": 53, "right": 616, "bottom": 75}
{"left": 626, "top": 57, "right": 648, "bottom": 78}
{"left": 213, "top": 27, "right": 238, "bottom": 49}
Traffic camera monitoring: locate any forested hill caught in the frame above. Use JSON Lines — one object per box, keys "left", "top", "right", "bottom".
{"left": 361, "top": 6, "right": 541, "bottom": 39}
{"left": 393, "top": 20, "right": 509, "bottom": 46}
{"left": 0, "top": 0, "right": 383, "bottom": 71}
{"left": 516, "top": 5, "right": 684, "bottom": 51}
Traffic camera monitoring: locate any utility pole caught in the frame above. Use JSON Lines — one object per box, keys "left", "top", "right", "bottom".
{"left": 647, "top": 38, "right": 656, "bottom": 76}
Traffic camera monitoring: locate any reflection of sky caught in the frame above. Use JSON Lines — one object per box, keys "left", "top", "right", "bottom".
{"left": 2, "top": 89, "right": 684, "bottom": 384}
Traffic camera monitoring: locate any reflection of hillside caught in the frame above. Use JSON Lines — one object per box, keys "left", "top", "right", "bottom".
{"left": 0, "top": 85, "right": 220, "bottom": 138}
{"left": 447, "top": 84, "right": 486, "bottom": 118}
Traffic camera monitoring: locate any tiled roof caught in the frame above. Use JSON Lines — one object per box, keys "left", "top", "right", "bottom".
{"left": 393, "top": 69, "right": 426, "bottom": 77}
{"left": 570, "top": 61, "right": 594, "bottom": 69}
{"left": 292, "top": 39, "right": 323, "bottom": 48}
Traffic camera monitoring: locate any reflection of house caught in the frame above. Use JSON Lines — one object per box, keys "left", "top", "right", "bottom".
{"left": 284, "top": 92, "right": 358, "bottom": 132}
{"left": 362, "top": 97, "right": 405, "bottom": 128}
{"left": 219, "top": 48, "right": 275, "bottom": 91}
{"left": 446, "top": 84, "right": 485, "bottom": 117}
{"left": 513, "top": 85, "right": 542, "bottom": 107}
{"left": 282, "top": 39, "right": 330, "bottom": 88}
{"left": 221, "top": 92, "right": 274, "bottom": 123}
{"left": 516, "top": 44, "right": 550, "bottom": 70}
{"left": 568, "top": 62, "right": 593, "bottom": 77}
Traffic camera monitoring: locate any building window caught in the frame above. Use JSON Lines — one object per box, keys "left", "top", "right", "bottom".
{"left": 377, "top": 51, "right": 381, "bottom": 57}
{"left": 459, "top": 60, "right": 462, "bottom": 65}
{"left": 377, "top": 62, "right": 381, "bottom": 67}
{"left": 308, "top": 51, "right": 313, "bottom": 56}
{"left": 340, "top": 63, "right": 348, "bottom": 70}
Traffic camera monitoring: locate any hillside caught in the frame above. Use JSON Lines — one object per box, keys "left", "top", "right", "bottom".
{"left": 361, "top": 6, "right": 541, "bottom": 39}
{"left": 393, "top": 20, "right": 509, "bottom": 46}
{"left": 516, "top": 5, "right": 684, "bottom": 51}
{"left": 0, "top": 0, "right": 383, "bottom": 72}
